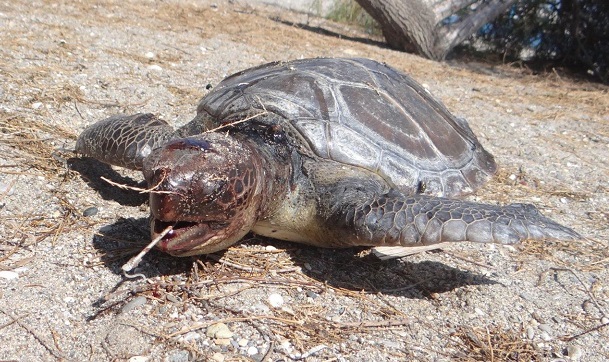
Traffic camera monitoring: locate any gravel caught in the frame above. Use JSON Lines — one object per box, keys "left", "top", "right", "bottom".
{"left": 1, "top": 0, "right": 608, "bottom": 361}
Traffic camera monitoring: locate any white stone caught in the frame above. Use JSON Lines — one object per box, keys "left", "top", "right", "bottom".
{"left": 211, "top": 353, "right": 225, "bottom": 362}
{"left": 206, "top": 322, "right": 233, "bottom": 339}
{"left": 0, "top": 271, "right": 18, "bottom": 280}
{"left": 268, "top": 293, "right": 284, "bottom": 308}
{"left": 182, "top": 331, "right": 201, "bottom": 342}
{"left": 567, "top": 345, "right": 583, "bottom": 360}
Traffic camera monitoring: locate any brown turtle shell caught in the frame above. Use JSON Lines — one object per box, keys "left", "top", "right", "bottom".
{"left": 195, "top": 58, "right": 496, "bottom": 197}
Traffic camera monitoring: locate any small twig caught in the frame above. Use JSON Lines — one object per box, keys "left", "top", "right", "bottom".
{"left": 289, "top": 344, "right": 328, "bottom": 360}
{"left": 443, "top": 250, "right": 496, "bottom": 270}
{"left": 261, "top": 340, "right": 275, "bottom": 362}
{"left": 485, "top": 326, "right": 495, "bottom": 362}
{"left": 562, "top": 321, "right": 609, "bottom": 341}
{"left": 550, "top": 267, "right": 607, "bottom": 317}
{"left": 205, "top": 253, "right": 301, "bottom": 274}
{"left": 100, "top": 174, "right": 175, "bottom": 194}
{"left": 121, "top": 225, "right": 174, "bottom": 279}
{"left": 73, "top": 100, "right": 84, "bottom": 119}
{"left": 203, "top": 110, "right": 268, "bottom": 134}
{"left": 0, "top": 237, "right": 25, "bottom": 264}
{"left": 378, "top": 279, "right": 429, "bottom": 294}
{"left": 0, "top": 307, "right": 65, "bottom": 360}
{"left": 0, "top": 315, "right": 19, "bottom": 330}
{"left": 590, "top": 256, "right": 609, "bottom": 266}
{"left": 329, "top": 317, "right": 411, "bottom": 330}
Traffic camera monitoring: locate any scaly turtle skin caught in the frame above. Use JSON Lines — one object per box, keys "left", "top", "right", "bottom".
{"left": 76, "top": 58, "right": 579, "bottom": 257}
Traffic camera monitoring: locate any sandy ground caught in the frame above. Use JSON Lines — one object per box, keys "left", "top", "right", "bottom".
{"left": 1, "top": 0, "right": 608, "bottom": 361}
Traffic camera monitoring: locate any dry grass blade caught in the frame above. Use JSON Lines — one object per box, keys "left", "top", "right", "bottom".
{"left": 518, "top": 237, "right": 609, "bottom": 272}
{"left": 450, "top": 325, "right": 543, "bottom": 361}
{"left": 0, "top": 112, "right": 76, "bottom": 175}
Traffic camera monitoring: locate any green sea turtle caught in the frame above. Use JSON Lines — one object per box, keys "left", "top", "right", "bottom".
{"left": 76, "top": 58, "right": 579, "bottom": 257}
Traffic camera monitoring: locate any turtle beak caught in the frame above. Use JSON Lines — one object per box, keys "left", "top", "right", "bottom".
{"left": 150, "top": 217, "right": 251, "bottom": 256}
{"left": 151, "top": 218, "right": 218, "bottom": 256}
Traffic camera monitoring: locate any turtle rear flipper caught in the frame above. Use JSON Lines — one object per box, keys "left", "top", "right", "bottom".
{"left": 76, "top": 113, "right": 175, "bottom": 170}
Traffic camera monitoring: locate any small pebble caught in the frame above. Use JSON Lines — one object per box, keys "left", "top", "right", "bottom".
{"left": 538, "top": 323, "right": 553, "bottom": 334}
{"left": 268, "top": 293, "right": 284, "bottom": 308}
{"left": 566, "top": 345, "right": 583, "bottom": 360}
{"left": 0, "top": 182, "right": 14, "bottom": 196}
{"left": 601, "top": 316, "right": 609, "bottom": 324}
{"left": 120, "top": 296, "right": 147, "bottom": 314}
{"left": 526, "top": 326, "right": 535, "bottom": 340}
{"left": 182, "top": 332, "right": 200, "bottom": 342}
{"left": 144, "top": 51, "right": 155, "bottom": 59}
{"left": 206, "top": 323, "right": 233, "bottom": 339}
{"left": 147, "top": 64, "right": 162, "bottom": 72}
{"left": 211, "top": 353, "right": 225, "bottom": 362}
{"left": 166, "top": 350, "right": 189, "bottom": 362}
{"left": 214, "top": 338, "right": 231, "bottom": 346}
{"left": 379, "top": 339, "right": 400, "bottom": 349}
{"left": 32, "top": 102, "right": 43, "bottom": 109}
{"left": 250, "top": 303, "right": 270, "bottom": 313}
{"left": 0, "top": 271, "right": 19, "bottom": 280}
{"left": 238, "top": 338, "right": 249, "bottom": 347}
{"left": 539, "top": 331, "right": 552, "bottom": 341}
{"left": 166, "top": 294, "right": 180, "bottom": 303}
{"left": 82, "top": 207, "right": 98, "bottom": 217}
{"left": 305, "top": 290, "right": 318, "bottom": 299}
{"left": 128, "top": 356, "right": 149, "bottom": 362}
{"left": 278, "top": 338, "right": 293, "bottom": 353}
{"left": 246, "top": 346, "right": 258, "bottom": 356}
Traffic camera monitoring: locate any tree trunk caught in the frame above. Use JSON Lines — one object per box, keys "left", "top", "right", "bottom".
{"left": 354, "top": 0, "right": 517, "bottom": 60}
{"left": 353, "top": 0, "right": 437, "bottom": 58}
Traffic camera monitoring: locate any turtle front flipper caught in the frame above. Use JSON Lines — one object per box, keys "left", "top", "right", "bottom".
{"left": 76, "top": 113, "right": 175, "bottom": 170}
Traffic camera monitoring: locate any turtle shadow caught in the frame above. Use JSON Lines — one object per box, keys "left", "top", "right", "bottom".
{"left": 68, "top": 157, "right": 148, "bottom": 206}
{"left": 283, "top": 245, "right": 497, "bottom": 298}
{"left": 90, "top": 217, "right": 191, "bottom": 278}
{"left": 90, "top": 218, "right": 497, "bottom": 299}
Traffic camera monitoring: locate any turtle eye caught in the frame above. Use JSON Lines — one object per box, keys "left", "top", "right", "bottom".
{"left": 144, "top": 166, "right": 170, "bottom": 188}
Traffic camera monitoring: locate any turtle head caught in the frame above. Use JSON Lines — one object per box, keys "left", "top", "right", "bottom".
{"left": 143, "top": 133, "right": 262, "bottom": 256}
